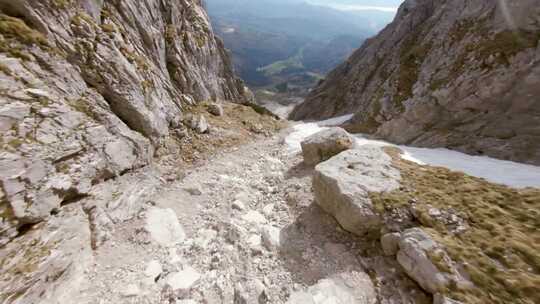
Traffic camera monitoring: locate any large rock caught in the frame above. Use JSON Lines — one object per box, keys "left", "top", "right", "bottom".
{"left": 300, "top": 127, "right": 354, "bottom": 165}
{"left": 397, "top": 228, "right": 471, "bottom": 294}
{"left": 287, "top": 271, "right": 377, "bottom": 304}
{"left": 291, "top": 0, "right": 540, "bottom": 166}
{"left": 313, "top": 147, "right": 401, "bottom": 236}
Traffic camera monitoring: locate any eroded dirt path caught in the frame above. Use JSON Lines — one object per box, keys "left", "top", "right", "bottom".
{"left": 76, "top": 131, "right": 428, "bottom": 304}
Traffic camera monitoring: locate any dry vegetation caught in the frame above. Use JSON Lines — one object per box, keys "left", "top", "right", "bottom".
{"left": 0, "top": 14, "right": 51, "bottom": 61}
{"left": 371, "top": 147, "right": 540, "bottom": 304}
{"left": 159, "top": 102, "right": 286, "bottom": 165}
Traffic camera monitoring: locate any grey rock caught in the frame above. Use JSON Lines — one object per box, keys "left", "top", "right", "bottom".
{"left": 208, "top": 103, "right": 224, "bottom": 116}
{"left": 121, "top": 284, "right": 141, "bottom": 297}
{"left": 291, "top": 0, "right": 540, "bottom": 166}
{"left": 381, "top": 232, "right": 401, "bottom": 256}
{"left": 397, "top": 228, "right": 471, "bottom": 294}
{"left": 261, "top": 225, "right": 281, "bottom": 251}
{"left": 165, "top": 267, "right": 201, "bottom": 292}
{"left": 313, "top": 147, "right": 401, "bottom": 237}
{"left": 188, "top": 114, "right": 209, "bottom": 134}
{"left": 301, "top": 127, "right": 354, "bottom": 165}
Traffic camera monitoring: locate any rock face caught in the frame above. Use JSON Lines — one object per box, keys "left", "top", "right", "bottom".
{"left": 300, "top": 127, "right": 354, "bottom": 165}
{"left": 0, "top": 0, "right": 250, "bottom": 245}
{"left": 291, "top": 0, "right": 540, "bottom": 165}
{"left": 0, "top": 206, "right": 93, "bottom": 303}
{"left": 312, "top": 147, "right": 401, "bottom": 237}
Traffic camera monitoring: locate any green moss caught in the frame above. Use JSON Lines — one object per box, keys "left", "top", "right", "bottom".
{"left": 119, "top": 46, "right": 150, "bottom": 71}
{"left": 165, "top": 24, "right": 176, "bottom": 43}
{"left": 0, "top": 14, "right": 48, "bottom": 46}
{"left": 371, "top": 147, "right": 540, "bottom": 304}
{"left": 52, "top": 0, "right": 72, "bottom": 9}
{"left": 0, "top": 63, "right": 12, "bottom": 76}
{"left": 195, "top": 34, "right": 206, "bottom": 48}
{"left": 8, "top": 138, "right": 23, "bottom": 148}
{"left": 101, "top": 23, "right": 116, "bottom": 33}
{"left": 429, "top": 77, "right": 448, "bottom": 91}
{"left": 141, "top": 79, "right": 153, "bottom": 93}
{"left": 69, "top": 98, "right": 98, "bottom": 121}
{"left": 394, "top": 36, "right": 431, "bottom": 108}
{"left": 476, "top": 30, "right": 539, "bottom": 65}
{"left": 71, "top": 12, "right": 97, "bottom": 29}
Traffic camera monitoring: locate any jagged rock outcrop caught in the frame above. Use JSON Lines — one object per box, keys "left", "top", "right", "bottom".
{"left": 291, "top": 0, "right": 540, "bottom": 165}
{"left": 0, "top": 0, "right": 250, "bottom": 245}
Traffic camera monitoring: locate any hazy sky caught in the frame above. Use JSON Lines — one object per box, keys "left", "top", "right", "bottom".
{"left": 306, "top": 0, "right": 403, "bottom": 12}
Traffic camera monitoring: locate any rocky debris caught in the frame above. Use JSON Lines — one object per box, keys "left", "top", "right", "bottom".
{"left": 0, "top": 128, "right": 432, "bottom": 303}
{"left": 397, "top": 228, "right": 471, "bottom": 294}
{"left": 164, "top": 267, "right": 201, "bottom": 292}
{"left": 187, "top": 114, "right": 209, "bottom": 134}
{"left": 144, "top": 207, "right": 186, "bottom": 247}
{"left": 242, "top": 210, "right": 267, "bottom": 225}
{"left": 231, "top": 200, "right": 246, "bottom": 211}
{"left": 207, "top": 103, "right": 224, "bottom": 116}
{"left": 145, "top": 260, "right": 163, "bottom": 282}
{"left": 184, "top": 186, "right": 203, "bottom": 196}
{"left": 410, "top": 205, "right": 468, "bottom": 235}
{"left": 121, "top": 284, "right": 141, "bottom": 297}
{"left": 300, "top": 127, "right": 354, "bottom": 165}
{"left": 291, "top": 0, "right": 540, "bottom": 166}
{"left": 313, "top": 146, "right": 401, "bottom": 236}
{"left": 261, "top": 225, "right": 281, "bottom": 251}
{"left": 287, "top": 272, "right": 377, "bottom": 304}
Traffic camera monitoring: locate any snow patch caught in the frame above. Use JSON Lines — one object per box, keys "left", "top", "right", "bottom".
{"left": 285, "top": 115, "right": 540, "bottom": 189}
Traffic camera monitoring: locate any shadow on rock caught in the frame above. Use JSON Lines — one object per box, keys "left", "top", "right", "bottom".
{"left": 277, "top": 202, "right": 367, "bottom": 286}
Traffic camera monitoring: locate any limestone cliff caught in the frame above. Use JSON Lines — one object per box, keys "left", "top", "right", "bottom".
{"left": 291, "top": 0, "right": 540, "bottom": 165}
{"left": 0, "top": 0, "right": 250, "bottom": 245}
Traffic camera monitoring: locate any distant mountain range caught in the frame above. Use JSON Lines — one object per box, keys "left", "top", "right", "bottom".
{"left": 205, "top": 0, "right": 397, "bottom": 90}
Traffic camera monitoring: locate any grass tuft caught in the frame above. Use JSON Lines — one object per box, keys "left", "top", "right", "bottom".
{"left": 371, "top": 147, "right": 540, "bottom": 303}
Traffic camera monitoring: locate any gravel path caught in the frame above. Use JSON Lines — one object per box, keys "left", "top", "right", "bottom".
{"left": 76, "top": 131, "right": 429, "bottom": 304}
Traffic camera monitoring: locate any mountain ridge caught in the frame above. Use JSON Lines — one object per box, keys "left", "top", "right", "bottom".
{"left": 291, "top": 0, "right": 540, "bottom": 165}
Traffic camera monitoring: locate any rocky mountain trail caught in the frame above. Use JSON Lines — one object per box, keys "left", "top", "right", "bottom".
{"left": 79, "top": 130, "right": 425, "bottom": 304}
{"left": 0, "top": 117, "right": 433, "bottom": 303}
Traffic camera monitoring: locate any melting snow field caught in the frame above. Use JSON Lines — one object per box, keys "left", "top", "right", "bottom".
{"left": 286, "top": 115, "right": 540, "bottom": 189}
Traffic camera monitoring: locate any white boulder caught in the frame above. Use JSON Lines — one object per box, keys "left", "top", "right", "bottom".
{"left": 261, "top": 225, "right": 281, "bottom": 251}
{"left": 313, "top": 147, "right": 401, "bottom": 236}
{"left": 165, "top": 267, "right": 201, "bottom": 292}
{"left": 145, "top": 207, "right": 186, "bottom": 247}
